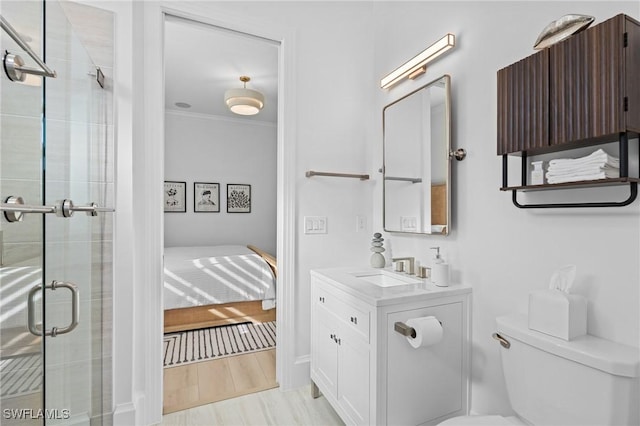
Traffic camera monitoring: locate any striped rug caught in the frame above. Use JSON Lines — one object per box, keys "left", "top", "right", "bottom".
{"left": 163, "top": 321, "right": 276, "bottom": 368}
{"left": 0, "top": 353, "right": 42, "bottom": 397}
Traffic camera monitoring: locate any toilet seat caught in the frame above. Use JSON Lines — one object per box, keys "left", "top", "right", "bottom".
{"left": 438, "top": 415, "right": 525, "bottom": 425}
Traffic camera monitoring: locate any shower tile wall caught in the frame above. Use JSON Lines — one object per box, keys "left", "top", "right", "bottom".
{"left": 43, "top": 2, "right": 115, "bottom": 424}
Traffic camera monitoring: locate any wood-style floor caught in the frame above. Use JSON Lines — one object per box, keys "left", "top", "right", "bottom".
{"left": 163, "top": 349, "right": 279, "bottom": 414}
{"left": 161, "top": 385, "right": 344, "bottom": 426}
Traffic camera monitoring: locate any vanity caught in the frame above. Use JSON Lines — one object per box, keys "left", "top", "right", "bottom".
{"left": 310, "top": 267, "right": 471, "bottom": 425}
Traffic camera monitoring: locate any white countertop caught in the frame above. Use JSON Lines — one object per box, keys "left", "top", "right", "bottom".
{"left": 311, "top": 266, "right": 472, "bottom": 307}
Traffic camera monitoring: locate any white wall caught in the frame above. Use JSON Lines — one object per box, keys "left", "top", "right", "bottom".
{"left": 373, "top": 1, "right": 640, "bottom": 416}
{"left": 196, "top": 0, "right": 376, "bottom": 364}
{"left": 164, "top": 111, "right": 277, "bottom": 253}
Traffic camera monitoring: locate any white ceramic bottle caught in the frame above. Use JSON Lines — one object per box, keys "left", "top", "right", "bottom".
{"left": 531, "top": 161, "right": 544, "bottom": 185}
{"left": 430, "top": 247, "right": 450, "bottom": 287}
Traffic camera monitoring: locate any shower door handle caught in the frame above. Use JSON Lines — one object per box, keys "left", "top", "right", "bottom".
{"left": 2, "top": 196, "right": 115, "bottom": 222}
{"left": 27, "top": 281, "right": 80, "bottom": 337}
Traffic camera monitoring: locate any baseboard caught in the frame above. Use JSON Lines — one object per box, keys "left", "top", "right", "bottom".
{"left": 288, "top": 354, "right": 310, "bottom": 390}
{"left": 113, "top": 402, "right": 136, "bottom": 426}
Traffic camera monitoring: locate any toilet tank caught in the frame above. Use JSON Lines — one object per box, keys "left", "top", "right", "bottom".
{"left": 496, "top": 314, "right": 640, "bottom": 426}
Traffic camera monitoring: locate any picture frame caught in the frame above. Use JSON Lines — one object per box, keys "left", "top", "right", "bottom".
{"left": 194, "top": 182, "right": 220, "bottom": 213}
{"left": 227, "top": 184, "right": 251, "bottom": 213}
{"left": 164, "top": 181, "right": 186, "bottom": 212}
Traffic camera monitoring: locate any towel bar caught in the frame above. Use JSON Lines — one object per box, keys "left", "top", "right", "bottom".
{"left": 305, "top": 171, "right": 369, "bottom": 180}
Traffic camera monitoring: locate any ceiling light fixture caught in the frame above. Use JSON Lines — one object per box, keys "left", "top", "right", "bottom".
{"left": 380, "top": 33, "right": 455, "bottom": 89}
{"left": 224, "top": 76, "right": 264, "bottom": 115}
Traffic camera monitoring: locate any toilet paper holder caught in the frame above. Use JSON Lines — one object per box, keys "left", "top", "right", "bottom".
{"left": 394, "top": 320, "right": 442, "bottom": 339}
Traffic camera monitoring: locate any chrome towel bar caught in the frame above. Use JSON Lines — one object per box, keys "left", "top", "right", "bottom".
{"left": 1, "top": 15, "right": 57, "bottom": 80}
{"left": 305, "top": 170, "right": 370, "bottom": 180}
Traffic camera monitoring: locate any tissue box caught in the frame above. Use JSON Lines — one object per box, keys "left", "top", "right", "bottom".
{"left": 528, "top": 289, "right": 587, "bottom": 340}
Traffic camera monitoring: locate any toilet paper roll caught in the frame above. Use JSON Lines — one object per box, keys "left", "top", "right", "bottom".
{"left": 406, "top": 316, "right": 443, "bottom": 349}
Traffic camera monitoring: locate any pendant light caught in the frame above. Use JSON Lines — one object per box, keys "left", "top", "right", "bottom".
{"left": 224, "top": 76, "right": 264, "bottom": 115}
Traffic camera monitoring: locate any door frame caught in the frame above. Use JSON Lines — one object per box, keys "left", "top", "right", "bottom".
{"left": 136, "top": 3, "right": 297, "bottom": 423}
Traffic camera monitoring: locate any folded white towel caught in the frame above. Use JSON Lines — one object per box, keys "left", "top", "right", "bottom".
{"left": 546, "top": 164, "right": 619, "bottom": 178}
{"left": 546, "top": 168, "right": 619, "bottom": 184}
{"left": 548, "top": 148, "right": 619, "bottom": 170}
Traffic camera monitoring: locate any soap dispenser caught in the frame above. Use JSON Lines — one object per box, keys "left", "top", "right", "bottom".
{"left": 430, "top": 247, "right": 450, "bottom": 287}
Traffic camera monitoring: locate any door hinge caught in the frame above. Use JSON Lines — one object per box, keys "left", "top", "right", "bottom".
{"left": 624, "top": 32, "right": 628, "bottom": 48}
{"left": 624, "top": 97, "right": 629, "bottom": 112}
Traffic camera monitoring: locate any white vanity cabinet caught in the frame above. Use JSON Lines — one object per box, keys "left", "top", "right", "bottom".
{"left": 310, "top": 268, "right": 471, "bottom": 426}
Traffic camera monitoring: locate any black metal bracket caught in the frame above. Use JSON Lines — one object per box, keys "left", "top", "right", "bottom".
{"left": 511, "top": 182, "right": 638, "bottom": 208}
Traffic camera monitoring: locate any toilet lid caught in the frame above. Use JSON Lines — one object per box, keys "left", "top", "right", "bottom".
{"left": 439, "top": 415, "right": 525, "bottom": 425}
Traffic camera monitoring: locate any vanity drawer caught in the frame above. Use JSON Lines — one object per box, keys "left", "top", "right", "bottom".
{"left": 315, "top": 285, "right": 370, "bottom": 342}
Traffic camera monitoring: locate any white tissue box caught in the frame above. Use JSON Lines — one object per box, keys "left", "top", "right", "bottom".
{"left": 528, "top": 289, "right": 587, "bottom": 340}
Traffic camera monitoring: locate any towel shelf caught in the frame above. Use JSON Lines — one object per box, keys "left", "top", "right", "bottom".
{"left": 501, "top": 132, "right": 639, "bottom": 209}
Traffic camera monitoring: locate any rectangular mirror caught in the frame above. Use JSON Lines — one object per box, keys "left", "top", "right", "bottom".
{"left": 383, "top": 74, "right": 451, "bottom": 235}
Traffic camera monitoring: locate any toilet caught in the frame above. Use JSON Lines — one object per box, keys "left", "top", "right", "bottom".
{"left": 440, "top": 313, "right": 640, "bottom": 426}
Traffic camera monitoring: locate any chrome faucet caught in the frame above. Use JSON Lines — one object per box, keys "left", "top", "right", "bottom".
{"left": 392, "top": 257, "right": 415, "bottom": 275}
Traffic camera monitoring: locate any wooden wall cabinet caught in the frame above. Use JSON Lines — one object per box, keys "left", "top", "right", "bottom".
{"left": 496, "top": 14, "right": 640, "bottom": 208}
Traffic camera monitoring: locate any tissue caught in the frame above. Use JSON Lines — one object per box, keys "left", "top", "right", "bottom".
{"left": 528, "top": 265, "right": 587, "bottom": 341}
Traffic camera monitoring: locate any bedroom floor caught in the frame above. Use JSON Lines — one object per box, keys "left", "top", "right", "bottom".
{"left": 163, "top": 348, "right": 278, "bottom": 414}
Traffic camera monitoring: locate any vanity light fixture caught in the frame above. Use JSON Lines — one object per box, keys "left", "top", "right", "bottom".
{"left": 224, "top": 75, "right": 264, "bottom": 115}
{"left": 380, "top": 33, "right": 455, "bottom": 89}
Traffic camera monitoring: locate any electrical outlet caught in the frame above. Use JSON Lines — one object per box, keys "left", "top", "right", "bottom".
{"left": 355, "top": 215, "right": 366, "bottom": 232}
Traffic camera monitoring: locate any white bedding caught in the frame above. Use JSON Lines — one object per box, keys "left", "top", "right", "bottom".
{"left": 163, "top": 245, "right": 276, "bottom": 310}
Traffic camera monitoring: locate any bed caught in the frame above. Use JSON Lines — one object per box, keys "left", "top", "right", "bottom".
{"left": 163, "top": 245, "right": 277, "bottom": 332}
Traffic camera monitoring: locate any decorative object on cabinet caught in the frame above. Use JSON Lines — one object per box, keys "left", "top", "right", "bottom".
{"left": 533, "top": 14, "right": 595, "bottom": 50}
{"left": 383, "top": 75, "right": 464, "bottom": 234}
{"left": 227, "top": 184, "right": 251, "bottom": 213}
{"left": 305, "top": 170, "right": 370, "bottom": 180}
{"left": 370, "top": 233, "right": 385, "bottom": 268}
{"left": 497, "top": 14, "right": 640, "bottom": 208}
{"left": 380, "top": 33, "right": 455, "bottom": 89}
{"left": 164, "top": 181, "right": 186, "bottom": 212}
{"left": 310, "top": 268, "right": 471, "bottom": 425}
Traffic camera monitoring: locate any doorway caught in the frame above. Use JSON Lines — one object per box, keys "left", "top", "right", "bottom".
{"left": 160, "top": 14, "right": 279, "bottom": 414}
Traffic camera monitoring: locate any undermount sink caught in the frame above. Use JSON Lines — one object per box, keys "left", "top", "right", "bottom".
{"left": 350, "top": 269, "right": 422, "bottom": 287}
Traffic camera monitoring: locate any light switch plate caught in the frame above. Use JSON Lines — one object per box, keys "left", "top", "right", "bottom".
{"left": 400, "top": 216, "right": 417, "bottom": 232}
{"left": 355, "top": 215, "right": 366, "bottom": 232}
{"left": 304, "top": 216, "right": 327, "bottom": 234}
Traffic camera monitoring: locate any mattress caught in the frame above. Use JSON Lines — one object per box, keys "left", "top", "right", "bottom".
{"left": 163, "top": 245, "right": 276, "bottom": 310}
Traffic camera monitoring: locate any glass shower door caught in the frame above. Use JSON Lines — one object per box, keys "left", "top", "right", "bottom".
{"left": 0, "top": 2, "right": 46, "bottom": 425}
{"left": 0, "top": 1, "right": 112, "bottom": 424}
{"left": 43, "top": 2, "right": 113, "bottom": 424}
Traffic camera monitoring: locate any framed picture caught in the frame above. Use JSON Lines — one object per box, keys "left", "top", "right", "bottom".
{"left": 164, "top": 181, "right": 186, "bottom": 212}
{"left": 194, "top": 182, "right": 220, "bottom": 213}
{"left": 227, "top": 184, "right": 251, "bottom": 213}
